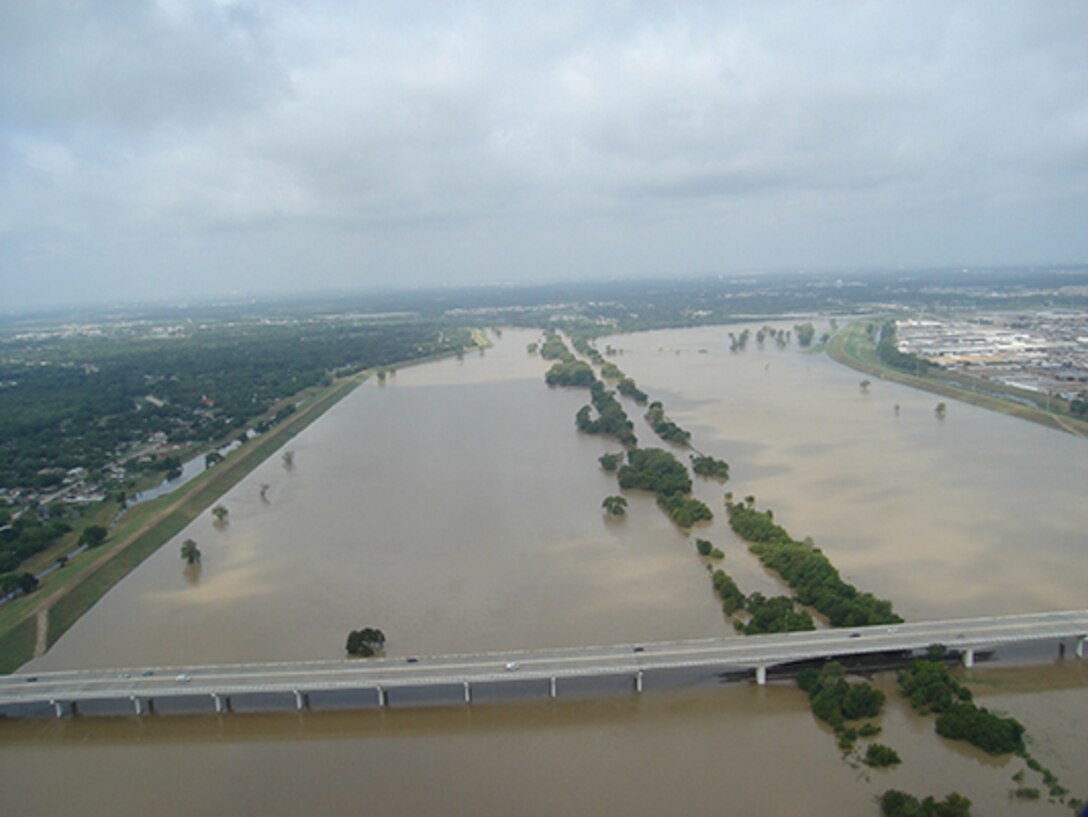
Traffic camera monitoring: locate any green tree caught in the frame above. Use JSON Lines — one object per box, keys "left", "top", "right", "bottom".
{"left": 864, "top": 743, "right": 901, "bottom": 768}
{"left": 1, "top": 572, "right": 39, "bottom": 596}
{"left": 602, "top": 496, "right": 628, "bottom": 516}
{"left": 346, "top": 627, "right": 386, "bottom": 656}
{"left": 935, "top": 402, "right": 947, "bottom": 418}
{"left": 211, "top": 504, "right": 229, "bottom": 522}
{"left": 79, "top": 525, "right": 108, "bottom": 548}
{"left": 598, "top": 453, "right": 623, "bottom": 472}
{"left": 180, "top": 539, "right": 201, "bottom": 565}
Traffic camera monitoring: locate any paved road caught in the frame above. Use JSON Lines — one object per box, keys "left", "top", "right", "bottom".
{"left": 2, "top": 610, "right": 1085, "bottom": 708}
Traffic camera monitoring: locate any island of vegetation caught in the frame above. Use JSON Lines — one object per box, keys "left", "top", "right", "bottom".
{"left": 644, "top": 401, "right": 691, "bottom": 446}
{"left": 726, "top": 497, "right": 902, "bottom": 627}
{"left": 798, "top": 661, "right": 886, "bottom": 750}
{"left": 878, "top": 790, "right": 972, "bottom": 817}
{"left": 897, "top": 652, "right": 1025, "bottom": 756}
{"left": 345, "top": 627, "right": 386, "bottom": 657}
{"left": 690, "top": 454, "right": 729, "bottom": 481}
{"left": 615, "top": 448, "right": 711, "bottom": 528}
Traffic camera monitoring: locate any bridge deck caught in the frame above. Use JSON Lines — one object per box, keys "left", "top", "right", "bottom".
{"left": 2, "top": 610, "right": 1085, "bottom": 716}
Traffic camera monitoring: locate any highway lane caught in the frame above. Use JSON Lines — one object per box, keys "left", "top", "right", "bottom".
{"left": 2, "top": 610, "right": 1084, "bottom": 707}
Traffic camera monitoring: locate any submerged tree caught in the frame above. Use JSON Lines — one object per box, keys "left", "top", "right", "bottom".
{"left": 346, "top": 627, "right": 386, "bottom": 657}
{"left": 935, "top": 402, "right": 947, "bottom": 419}
{"left": 180, "top": 539, "right": 201, "bottom": 565}
{"left": 211, "top": 504, "right": 229, "bottom": 522}
{"left": 602, "top": 496, "right": 628, "bottom": 516}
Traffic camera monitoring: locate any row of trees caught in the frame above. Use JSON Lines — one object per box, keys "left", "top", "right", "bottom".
{"left": 644, "top": 401, "right": 691, "bottom": 446}
{"left": 0, "top": 514, "right": 72, "bottom": 573}
{"left": 876, "top": 320, "right": 934, "bottom": 374}
{"left": 726, "top": 499, "right": 902, "bottom": 627}
{"left": 690, "top": 454, "right": 729, "bottom": 481}
{"left": 897, "top": 656, "right": 1025, "bottom": 755}
{"left": 576, "top": 383, "right": 639, "bottom": 447}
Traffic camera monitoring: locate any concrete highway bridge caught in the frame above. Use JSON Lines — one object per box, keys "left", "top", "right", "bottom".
{"left": 1, "top": 610, "right": 1084, "bottom": 719}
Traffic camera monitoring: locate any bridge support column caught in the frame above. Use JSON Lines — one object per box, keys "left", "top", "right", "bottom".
{"left": 963, "top": 649, "right": 975, "bottom": 668}
{"left": 549, "top": 677, "right": 557, "bottom": 699}
{"left": 131, "top": 696, "right": 143, "bottom": 716}
{"left": 50, "top": 699, "right": 65, "bottom": 719}
{"left": 212, "top": 694, "right": 228, "bottom": 714}
{"left": 755, "top": 666, "right": 767, "bottom": 686}
{"left": 293, "top": 690, "right": 307, "bottom": 711}
{"left": 376, "top": 686, "right": 387, "bottom": 708}
{"left": 635, "top": 671, "right": 643, "bottom": 694}
{"left": 1076, "top": 636, "right": 1085, "bottom": 659}
{"left": 463, "top": 681, "right": 471, "bottom": 704}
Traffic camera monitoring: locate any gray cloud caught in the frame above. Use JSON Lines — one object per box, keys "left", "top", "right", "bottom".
{"left": 1, "top": 0, "right": 1086, "bottom": 308}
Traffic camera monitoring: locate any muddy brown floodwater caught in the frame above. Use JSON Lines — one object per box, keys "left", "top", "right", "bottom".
{"left": 2, "top": 325, "right": 1086, "bottom": 816}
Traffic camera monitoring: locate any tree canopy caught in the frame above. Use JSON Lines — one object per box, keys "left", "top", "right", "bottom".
{"left": 346, "top": 627, "right": 386, "bottom": 657}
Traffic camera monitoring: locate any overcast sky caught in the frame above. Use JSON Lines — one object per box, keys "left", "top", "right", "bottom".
{"left": 1, "top": 1, "right": 1086, "bottom": 308}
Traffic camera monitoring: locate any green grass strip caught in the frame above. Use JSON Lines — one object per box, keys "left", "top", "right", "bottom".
{"left": 826, "top": 321, "right": 1088, "bottom": 437}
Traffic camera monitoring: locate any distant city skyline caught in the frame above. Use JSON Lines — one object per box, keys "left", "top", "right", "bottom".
{"left": 2, "top": 1, "right": 1087, "bottom": 309}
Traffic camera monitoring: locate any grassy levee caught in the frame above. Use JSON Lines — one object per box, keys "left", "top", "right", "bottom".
{"left": 826, "top": 321, "right": 1088, "bottom": 437}
{"left": 0, "top": 617, "right": 37, "bottom": 674}
{"left": 0, "top": 372, "right": 365, "bottom": 672}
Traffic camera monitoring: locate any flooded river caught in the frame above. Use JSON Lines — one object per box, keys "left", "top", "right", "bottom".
{"left": 2, "top": 325, "right": 1086, "bottom": 816}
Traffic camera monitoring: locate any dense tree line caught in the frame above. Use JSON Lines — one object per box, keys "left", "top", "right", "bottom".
{"left": 711, "top": 568, "right": 745, "bottom": 614}
{"left": 726, "top": 500, "right": 902, "bottom": 627}
{"left": 656, "top": 494, "right": 713, "bottom": 527}
{"left": 545, "top": 360, "right": 596, "bottom": 387}
{"left": 741, "top": 592, "right": 815, "bottom": 635}
{"left": 616, "top": 377, "right": 649, "bottom": 404}
{"left": 0, "top": 321, "right": 471, "bottom": 491}
{"left": 690, "top": 454, "right": 729, "bottom": 480}
{"left": 876, "top": 321, "right": 935, "bottom": 374}
{"left": 539, "top": 331, "right": 573, "bottom": 361}
{"left": 0, "top": 514, "right": 71, "bottom": 572}
{"left": 794, "top": 323, "right": 816, "bottom": 347}
{"left": 617, "top": 448, "right": 691, "bottom": 496}
{"left": 798, "top": 661, "right": 885, "bottom": 732}
{"left": 576, "top": 383, "right": 638, "bottom": 447}
{"left": 897, "top": 658, "right": 1025, "bottom": 755}
{"left": 644, "top": 401, "right": 691, "bottom": 446}
{"left": 878, "top": 790, "right": 972, "bottom": 817}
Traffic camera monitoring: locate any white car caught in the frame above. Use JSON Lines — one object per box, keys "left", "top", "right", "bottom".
{"left": 175, "top": 674, "right": 192, "bottom": 683}
{"left": 504, "top": 661, "right": 520, "bottom": 671}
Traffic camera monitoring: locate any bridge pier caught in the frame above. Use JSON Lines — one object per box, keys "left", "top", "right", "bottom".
{"left": 293, "top": 690, "right": 307, "bottom": 711}
{"left": 463, "top": 681, "right": 471, "bottom": 704}
{"left": 549, "top": 677, "right": 557, "bottom": 699}
{"left": 50, "top": 699, "right": 65, "bottom": 719}
{"left": 1077, "top": 636, "right": 1085, "bottom": 659}
{"left": 212, "top": 693, "right": 228, "bottom": 714}
{"left": 376, "top": 686, "right": 387, "bottom": 708}
{"left": 755, "top": 666, "right": 767, "bottom": 686}
{"left": 963, "top": 648, "right": 975, "bottom": 668}
{"left": 635, "top": 670, "right": 643, "bottom": 693}
{"left": 131, "top": 696, "right": 144, "bottom": 716}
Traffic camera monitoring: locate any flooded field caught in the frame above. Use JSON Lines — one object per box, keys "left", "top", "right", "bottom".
{"left": 3, "top": 325, "right": 1085, "bottom": 816}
